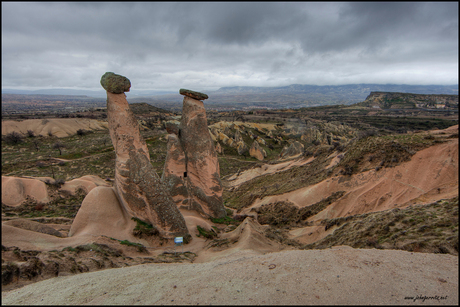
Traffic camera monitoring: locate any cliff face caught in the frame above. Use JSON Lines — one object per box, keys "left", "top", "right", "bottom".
{"left": 359, "top": 92, "right": 458, "bottom": 109}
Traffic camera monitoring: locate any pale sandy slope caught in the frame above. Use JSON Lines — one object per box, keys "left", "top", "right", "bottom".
{"left": 1, "top": 246, "right": 458, "bottom": 305}
{"left": 2, "top": 118, "right": 108, "bottom": 137}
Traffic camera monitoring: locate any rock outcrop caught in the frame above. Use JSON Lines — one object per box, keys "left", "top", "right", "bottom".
{"left": 249, "top": 140, "right": 267, "bottom": 161}
{"left": 3, "top": 219, "right": 63, "bottom": 237}
{"left": 359, "top": 92, "right": 458, "bottom": 109}
{"left": 234, "top": 130, "right": 244, "bottom": 143}
{"left": 280, "top": 141, "right": 304, "bottom": 159}
{"left": 215, "top": 142, "right": 223, "bottom": 154}
{"left": 162, "top": 89, "right": 226, "bottom": 218}
{"left": 100, "top": 72, "right": 189, "bottom": 239}
{"left": 237, "top": 141, "right": 249, "bottom": 156}
{"left": 1, "top": 176, "right": 51, "bottom": 207}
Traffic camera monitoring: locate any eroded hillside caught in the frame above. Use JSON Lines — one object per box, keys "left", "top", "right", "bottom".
{"left": 1, "top": 108, "right": 458, "bottom": 290}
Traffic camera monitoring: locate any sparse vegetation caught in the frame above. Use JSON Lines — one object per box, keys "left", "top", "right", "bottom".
{"left": 26, "top": 130, "right": 35, "bottom": 138}
{"left": 132, "top": 217, "right": 159, "bottom": 237}
{"left": 1, "top": 98, "right": 458, "bottom": 293}
{"left": 76, "top": 129, "right": 88, "bottom": 136}
{"left": 210, "top": 215, "right": 241, "bottom": 225}
{"left": 196, "top": 225, "right": 218, "bottom": 239}
{"left": 3, "top": 131, "right": 23, "bottom": 145}
{"left": 52, "top": 142, "right": 66, "bottom": 155}
{"left": 303, "top": 197, "right": 458, "bottom": 255}
{"left": 119, "top": 240, "right": 148, "bottom": 253}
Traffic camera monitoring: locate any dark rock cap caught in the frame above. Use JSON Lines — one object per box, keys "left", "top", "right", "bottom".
{"left": 101, "top": 72, "right": 131, "bottom": 94}
{"left": 179, "top": 89, "right": 208, "bottom": 101}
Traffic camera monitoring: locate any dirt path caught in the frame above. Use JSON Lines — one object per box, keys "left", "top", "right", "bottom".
{"left": 2, "top": 246, "right": 457, "bottom": 305}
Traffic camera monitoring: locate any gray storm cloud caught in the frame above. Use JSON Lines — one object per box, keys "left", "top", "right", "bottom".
{"left": 1, "top": 2, "right": 458, "bottom": 91}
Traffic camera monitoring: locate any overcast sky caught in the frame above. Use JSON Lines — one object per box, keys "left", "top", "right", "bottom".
{"left": 2, "top": 2, "right": 458, "bottom": 92}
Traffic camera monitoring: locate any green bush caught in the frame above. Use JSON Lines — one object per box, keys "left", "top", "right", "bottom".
{"left": 132, "top": 217, "right": 159, "bottom": 237}
{"left": 119, "top": 240, "right": 147, "bottom": 253}
{"left": 3, "top": 132, "right": 23, "bottom": 145}
{"left": 210, "top": 216, "right": 240, "bottom": 225}
{"left": 196, "top": 226, "right": 217, "bottom": 239}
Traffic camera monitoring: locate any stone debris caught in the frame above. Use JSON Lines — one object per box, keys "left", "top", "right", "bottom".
{"left": 100, "top": 72, "right": 189, "bottom": 239}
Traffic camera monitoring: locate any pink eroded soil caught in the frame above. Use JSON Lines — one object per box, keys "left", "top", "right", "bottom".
{"left": 1, "top": 126, "right": 458, "bottom": 303}
{"left": 243, "top": 137, "right": 458, "bottom": 221}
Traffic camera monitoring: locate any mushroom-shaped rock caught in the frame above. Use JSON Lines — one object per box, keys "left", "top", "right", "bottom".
{"left": 102, "top": 73, "right": 189, "bottom": 239}
{"left": 100, "top": 72, "right": 131, "bottom": 94}
{"left": 177, "top": 92, "right": 226, "bottom": 218}
{"left": 179, "top": 88, "right": 208, "bottom": 101}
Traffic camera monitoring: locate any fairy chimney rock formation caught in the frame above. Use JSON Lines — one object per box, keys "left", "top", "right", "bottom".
{"left": 249, "top": 140, "right": 267, "bottom": 161}
{"left": 162, "top": 89, "right": 226, "bottom": 218}
{"left": 100, "top": 72, "right": 189, "bottom": 239}
{"left": 237, "top": 141, "right": 249, "bottom": 155}
{"left": 280, "top": 141, "right": 304, "bottom": 159}
{"left": 162, "top": 121, "right": 188, "bottom": 207}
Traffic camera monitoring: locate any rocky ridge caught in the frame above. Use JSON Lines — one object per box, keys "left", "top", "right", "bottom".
{"left": 358, "top": 92, "right": 458, "bottom": 109}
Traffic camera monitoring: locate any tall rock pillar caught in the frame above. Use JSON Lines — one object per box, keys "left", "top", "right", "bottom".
{"left": 161, "top": 121, "right": 189, "bottom": 208}
{"left": 100, "top": 72, "right": 189, "bottom": 239}
{"left": 164, "top": 89, "right": 226, "bottom": 218}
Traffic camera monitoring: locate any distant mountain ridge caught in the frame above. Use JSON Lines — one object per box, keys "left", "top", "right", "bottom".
{"left": 213, "top": 84, "right": 458, "bottom": 95}
{"left": 206, "top": 84, "right": 459, "bottom": 108}
{"left": 2, "top": 84, "right": 458, "bottom": 110}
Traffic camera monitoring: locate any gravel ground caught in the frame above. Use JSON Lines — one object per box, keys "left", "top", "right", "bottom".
{"left": 2, "top": 246, "right": 458, "bottom": 305}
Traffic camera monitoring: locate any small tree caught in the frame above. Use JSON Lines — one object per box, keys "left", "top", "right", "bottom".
{"left": 32, "top": 139, "right": 41, "bottom": 152}
{"left": 53, "top": 142, "right": 66, "bottom": 155}
{"left": 3, "top": 132, "right": 23, "bottom": 145}
{"left": 76, "top": 129, "right": 87, "bottom": 136}
{"left": 27, "top": 130, "right": 35, "bottom": 138}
